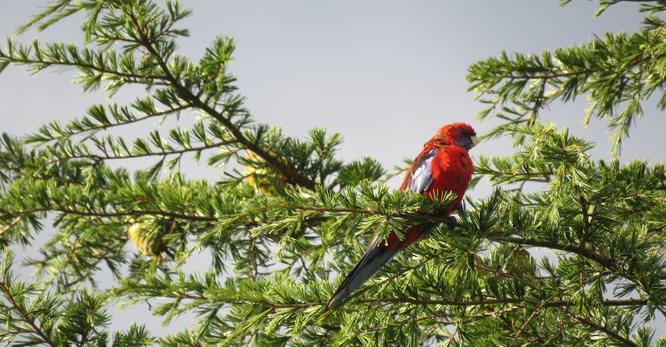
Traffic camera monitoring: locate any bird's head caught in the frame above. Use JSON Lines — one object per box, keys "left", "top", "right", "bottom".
{"left": 433, "top": 122, "right": 477, "bottom": 150}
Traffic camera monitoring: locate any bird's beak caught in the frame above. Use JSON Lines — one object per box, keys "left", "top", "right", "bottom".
{"left": 469, "top": 135, "right": 478, "bottom": 148}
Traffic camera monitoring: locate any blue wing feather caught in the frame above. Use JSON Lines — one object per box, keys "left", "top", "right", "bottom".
{"left": 408, "top": 149, "right": 435, "bottom": 193}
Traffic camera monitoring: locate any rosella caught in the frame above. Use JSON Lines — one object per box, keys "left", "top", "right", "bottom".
{"left": 327, "top": 122, "right": 477, "bottom": 308}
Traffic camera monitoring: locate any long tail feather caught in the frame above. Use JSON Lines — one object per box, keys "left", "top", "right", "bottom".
{"left": 326, "top": 227, "right": 424, "bottom": 309}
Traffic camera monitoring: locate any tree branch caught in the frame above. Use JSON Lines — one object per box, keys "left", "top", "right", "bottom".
{"left": 124, "top": 10, "right": 316, "bottom": 189}
{"left": 1, "top": 207, "right": 215, "bottom": 223}
{"left": 0, "top": 50, "right": 168, "bottom": 84}
{"left": 39, "top": 103, "right": 193, "bottom": 144}
{"left": 51, "top": 139, "right": 236, "bottom": 164}
{"left": 491, "top": 235, "right": 616, "bottom": 271}
{"left": 0, "top": 279, "right": 55, "bottom": 346}
{"left": 574, "top": 315, "right": 639, "bottom": 347}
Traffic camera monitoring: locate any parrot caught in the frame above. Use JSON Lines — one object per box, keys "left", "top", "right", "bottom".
{"left": 327, "top": 122, "right": 477, "bottom": 309}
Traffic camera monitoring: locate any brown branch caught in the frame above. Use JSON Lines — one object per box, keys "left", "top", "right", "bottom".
{"left": 487, "top": 234, "right": 665, "bottom": 313}
{"left": 0, "top": 280, "right": 55, "bottom": 346}
{"left": 51, "top": 139, "right": 236, "bottom": 164}
{"left": 119, "top": 284, "right": 648, "bottom": 310}
{"left": 2, "top": 207, "right": 215, "bottom": 223}
{"left": 357, "top": 297, "right": 646, "bottom": 308}
{"left": 0, "top": 52, "right": 168, "bottom": 84}
{"left": 0, "top": 216, "right": 22, "bottom": 237}
{"left": 491, "top": 235, "right": 617, "bottom": 271}
{"left": 124, "top": 10, "right": 316, "bottom": 190}
{"left": 576, "top": 186, "right": 591, "bottom": 247}
{"left": 574, "top": 315, "right": 639, "bottom": 347}
{"left": 230, "top": 203, "right": 457, "bottom": 229}
{"left": 41, "top": 103, "right": 193, "bottom": 144}
{"left": 508, "top": 291, "right": 562, "bottom": 347}
{"left": 500, "top": 68, "right": 596, "bottom": 82}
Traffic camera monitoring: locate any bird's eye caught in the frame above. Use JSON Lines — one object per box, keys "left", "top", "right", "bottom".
{"left": 460, "top": 128, "right": 475, "bottom": 137}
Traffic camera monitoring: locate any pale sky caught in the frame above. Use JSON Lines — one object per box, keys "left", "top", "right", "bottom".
{"left": 1, "top": 0, "right": 664, "bottom": 339}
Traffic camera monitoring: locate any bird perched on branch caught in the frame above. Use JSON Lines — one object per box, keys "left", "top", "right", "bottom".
{"left": 327, "top": 122, "right": 477, "bottom": 309}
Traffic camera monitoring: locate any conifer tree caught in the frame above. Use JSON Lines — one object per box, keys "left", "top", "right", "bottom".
{"left": 0, "top": 0, "right": 665, "bottom": 345}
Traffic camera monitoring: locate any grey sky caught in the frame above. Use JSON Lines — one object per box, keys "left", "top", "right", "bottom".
{"left": 1, "top": 0, "right": 664, "bottom": 339}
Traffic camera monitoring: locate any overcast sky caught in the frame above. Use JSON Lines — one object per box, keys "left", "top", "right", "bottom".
{"left": 1, "top": 0, "right": 664, "bottom": 339}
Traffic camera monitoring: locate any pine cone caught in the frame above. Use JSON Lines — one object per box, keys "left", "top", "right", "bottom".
{"left": 127, "top": 217, "right": 171, "bottom": 262}
{"left": 243, "top": 150, "right": 286, "bottom": 194}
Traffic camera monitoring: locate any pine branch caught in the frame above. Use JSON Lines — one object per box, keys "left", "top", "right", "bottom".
{"left": 0, "top": 279, "right": 56, "bottom": 346}
{"left": 0, "top": 216, "right": 22, "bottom": 237}
{"left": 51, "top": 139, "right": 236, "bottom": 164}
{"left": 493, "top": 236, "right": 616, "bottom": 271}
{"left": 29, "top": 102, "right": 193, "bottom": 145}
{"left": 122, "top": 9, "right": 316, "bottom": 190}
{"left": 467, "top": 14, "right": 666, "bottom": 156}
{"left": 573, "top": 315, "right": 640, "bottom": 347}
{"left": 357, "top": 297, "right": 647, "bottom": 308}
{"left": 0, "top": 41, "right": 168, "bottom": 84}
{"left": 1, "top": 207, "right": 216, "bottom": 223}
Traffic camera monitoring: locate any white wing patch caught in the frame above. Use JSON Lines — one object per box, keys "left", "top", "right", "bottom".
{"left": 408, "top": 149, "right": 436, "bottom": 193}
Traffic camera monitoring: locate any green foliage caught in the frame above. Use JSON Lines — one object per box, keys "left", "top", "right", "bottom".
{"left": 0, "top": 0, "right": 664, "bottom": 345}
{"left": 0, "top": 250, "right": 154, "bottom": 346}
{"left": 468, "top": 0, "right": 666, "bottom": 156}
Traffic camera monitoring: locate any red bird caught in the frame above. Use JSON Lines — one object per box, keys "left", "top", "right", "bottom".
{"left": 327, "top": 122, "right": 477, "bottom": 309}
